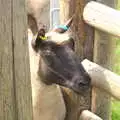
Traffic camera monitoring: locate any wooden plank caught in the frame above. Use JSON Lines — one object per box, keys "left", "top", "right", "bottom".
{"left": 79, "top": 110, "right": 103, "bottom": 120}
{"left": 0, "top": 0, "right": 16, "bottom": 120}
{"left": 82, "top": 59, "right": 120, "bottom": 100}
{"left": 60, "top": 0, "right": 94, "bottom": 60}
{"left": 12, "top": 0, "right": 33, "bottom": 120}
{"left": 83, "top": 1, "right": 120, "bottom": 37}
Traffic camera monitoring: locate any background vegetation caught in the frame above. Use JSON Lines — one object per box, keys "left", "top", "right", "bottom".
{"left": 111, "top": 1, "right": 120, "bottom": 119}
{"left": 112, "top": 39, "right": 120, "bottom": 119}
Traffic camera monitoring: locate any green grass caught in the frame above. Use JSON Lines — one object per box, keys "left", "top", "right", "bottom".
{"left": 111, "top": 2, "right": 120, "bottom": 116}
{"left": 112, "top": 38, "right": 120, "bottom": 120}
{"left": 117, "top": 1, "right": 120, "bottom": 10}
{"left": 112, "top": 100, "right": 120, "bottom": 120}
{"left": 112, "top": 39, "right": 120, "bottom": 75}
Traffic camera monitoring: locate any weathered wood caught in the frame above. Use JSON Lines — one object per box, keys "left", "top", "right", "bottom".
{"left": 85, "top": 0, "right": 115, "bottom": 119}
{"left": 0, "top": 0, "right": 33, "bottom": 120}
{"left": 79, "top": 110, "right": 103, "bottom": 120}
{"left": 82, "top": 59, "right": 120, "bottom": 100}
{"left": 61, "top": 0, "right": 94, "bottom": 60}
{"left": 12, "top": 0, "right": 33, "bottom": 120}
{"left": 83, "top": 1, "right": 120, "bottom": 37}
{"left": 60, "top": 1, "right": 92, "bottom": 120}
{"left": 0, "top": 0, "right": 15, "bottom": 119}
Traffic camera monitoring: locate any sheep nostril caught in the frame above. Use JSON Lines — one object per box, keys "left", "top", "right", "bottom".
{"left": 78, "top": 80, "right": 90, "bottom": 87}
{"left": 78, "top": 82, "right": 86, "bottom": 86}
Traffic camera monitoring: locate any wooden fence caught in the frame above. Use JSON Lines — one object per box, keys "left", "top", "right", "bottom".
{"left": 0, "top": 0, "right": 33, "bottom": 120}
{"left": 81, "top": 59, "right": 120, "bottom": 119}
{"left": 60, "top": 0, "right": 120, "bottom": 120}
{"left": 81, "top": 1, "right": 120, "bottom": 119}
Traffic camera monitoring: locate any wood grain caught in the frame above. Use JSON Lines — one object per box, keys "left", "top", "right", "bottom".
{"left": 83, "top": 1, "right": 120, "bottom": 37}
{"left": 82, "top": 59, "right": 120, "bottom": 100}
{"left": 0, "top": 0, "right": 15, "bottom": 119}
{"left": 12, "top": 0, "right": 33, "bottom": 120}
{"left": 0, "top": 0, "right": 33, "bottom": 120}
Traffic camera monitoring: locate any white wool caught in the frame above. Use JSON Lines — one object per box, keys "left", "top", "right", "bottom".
{"left": 28, "top": 28, "right": 33, "bottom": 42}
{"left": 45, "top": 32, "right": 70, "bottom": 44}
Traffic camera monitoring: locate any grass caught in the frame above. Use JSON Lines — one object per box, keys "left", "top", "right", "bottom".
{"left": 111, "top": 3, "right": 120, "bottom": 119}
{"left": 111, "top": 38, "right": 120, "bottom": 120}
{"left": 112, "top": 100, "right": 120, "bottom": 120}
{"left": 112, "top": 39, "right": 120, "bottom": 75}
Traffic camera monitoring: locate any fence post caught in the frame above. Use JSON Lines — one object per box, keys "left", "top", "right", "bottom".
{"left": 92, "top": 0, "right": 116, "bottom": 119}
{"left": 0, "top": 0, "right": 33, "bottom": 120}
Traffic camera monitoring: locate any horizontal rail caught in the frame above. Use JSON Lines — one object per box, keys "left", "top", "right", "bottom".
{"left": 83, "top": 1, "right": 120, "bottom": 37}
{"left": 82, "top": 59, "right": 120, "bottom": 100}
{"left": 80, "top": 110, "right": 103, "bottom": 120}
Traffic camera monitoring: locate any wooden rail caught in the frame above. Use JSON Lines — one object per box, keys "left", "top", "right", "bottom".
{"left": 83, "top": 1, "right": 120, "bottom": 37}
{"left": 80, "top": 110, "right": 103, "bottom": 120}
{"left": 82, "top": 59, "right": 120, "bottom": 100}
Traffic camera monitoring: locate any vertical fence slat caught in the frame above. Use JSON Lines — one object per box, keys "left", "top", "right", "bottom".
{"left": 0, "top": 0, "right": 16, "bottom": 119}
{"left": 92, "top": 0, "right": 116, "bottom": 119}
{"left": 12, "top": 0, "right": 33, "bottom": 120}
{"left": 0, "top": 0, "right": 33, "bottom": 120}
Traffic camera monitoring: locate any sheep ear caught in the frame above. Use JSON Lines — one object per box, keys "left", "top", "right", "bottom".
{"left": 37, "top": 28, "right": 46, "bottom": 38}
{"left": 32, "top": 28, "right": 47, "bottom": 52}
{"left": 52, "top": 16, "right": 73, "bottom": 33}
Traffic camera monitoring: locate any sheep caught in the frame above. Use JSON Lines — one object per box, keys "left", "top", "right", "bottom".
{"left": 27, "top": 1, "right": 91, "bottom": 120}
